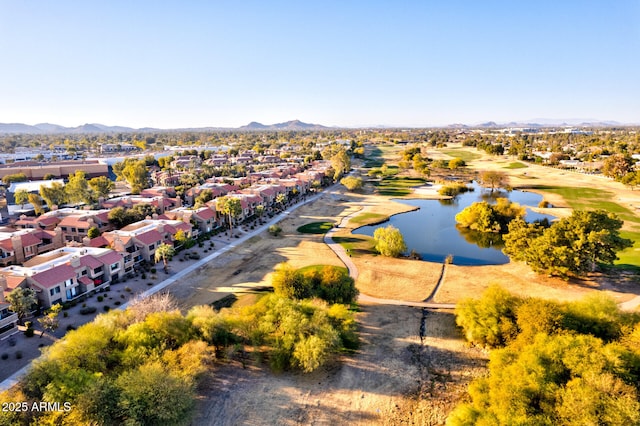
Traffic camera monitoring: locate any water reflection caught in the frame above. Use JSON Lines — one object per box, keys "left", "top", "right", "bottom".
{"left": 353, "top": 182, "right": 555, "bottom": 265}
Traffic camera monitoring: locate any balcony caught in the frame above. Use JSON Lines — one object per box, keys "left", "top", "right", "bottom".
{"left": 0, "top": 312, "right": 19, "bottom": 339}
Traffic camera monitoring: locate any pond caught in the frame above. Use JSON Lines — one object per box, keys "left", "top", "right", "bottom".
{"left": 353, "top": 182, "right": 556, "bottom": 265}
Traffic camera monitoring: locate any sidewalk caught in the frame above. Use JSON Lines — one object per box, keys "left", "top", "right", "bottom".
{"left": 0, "top": 191, "right": 324, "bottom": 392}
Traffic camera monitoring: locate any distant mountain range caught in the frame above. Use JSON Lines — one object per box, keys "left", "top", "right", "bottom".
{"left": 0, "top": 118, "right": 634, "bottom": 135}
{"left": 0, "top": 119, "right": 331, "bottom": 134}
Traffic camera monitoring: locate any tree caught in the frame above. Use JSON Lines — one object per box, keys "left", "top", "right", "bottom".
{"left": 340, "top": 176, "right": 363, "bottom": 191}
{"left": 455, "top": 199, "right": 525, "bottom": 233}
{"left": 268, "top": 225, "right": 282, "bottom": 237}
{"left": 88, "top": 176, "right": 114, "bottom": 199}
{"left": 271, "top": 263, "right": 311, "bottom": 300}
{"left": 373, "top": 225, "right": 407, "bottom": 257}
{"left": 194, "top": 188, "right": 213, "bottom": 207}
{"left": 256, "top": 205, "right": 265, "bottom": 223}
{"left": 503, "top": 210, "right": 633, "bottom": 277}
{"left": 87, "top": 226, "right": 101, "bottom": 239}
{"left": 113, "top": 159, "right": 149, "bottom": 194}
{"left": 6, "top": 287, "right": 37, "bottom": 325}
{"left": 14, "top": 188, "right": 29, "bottom": 209}
{"left": 275, "top": 193, "right": 287, "bottom": 211}
{"left": 602, "top": 154, "right": 634, "bottom": 180}
{"left": 154, "top": 243, "right": 175, "bottom": 273}
{"left": 27, "top": 193, "right": 44, "bottom": 215}
{"left": 2, "top": 172, "right": 27, "bottom": 185}
{"left": 330, "top": 149, "right": 351, "bottom": 180}
{"left": 448, "top": 158, "right": 466, "bottom": 170}
{"left": 40, "top": 182, "right": 66, "bottom": 209}
{"left": 65, "top": 171, "right": 93, "bottom": 205}
{"left": 621, "top": 171, "right": 640, "bottom": 190}
{"left": 216, "top": 196, "right": 242, "bottom": 239}
{"left": 37, "top": 304, "right": 62, "bottom": 338}
{"left": 478, "top": 170, "right": 508, "bottom": 192}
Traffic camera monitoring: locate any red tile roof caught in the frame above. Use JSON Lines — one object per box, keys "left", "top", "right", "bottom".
{"left": 80, "top": 255, "right": 103, "bottom": 269}
{"left": 195, "top": 208, "right": 215, "bottom": 220}
{"left": 59, "top": 216, "right": 90, "bottom": 228}
{"left": 79, "top": 276, "right": 94, "bottom": 285}
{"left": 135, "top": 229, "right": 162, "bottom": 246}
{"left": 0, "top": 238, "right": 13, "bottom": 252}
{"left": 31, "top": 264, "right": 76, "bottom": 289}
{"left": 21, "top": 233, "right": 41, "bottom": 247}
{"left": 97, "top": 251, "right": 122, "bottom": 265}
{"left": 87, "top": 236, "right": 109, "bottom": 248}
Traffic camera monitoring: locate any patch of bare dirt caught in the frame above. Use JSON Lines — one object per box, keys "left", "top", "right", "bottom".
{"left": 191, "top": 305, "right": 487, "bottom": 426}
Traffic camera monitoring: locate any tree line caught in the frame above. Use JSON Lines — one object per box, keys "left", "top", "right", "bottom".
{"left": 449, "top": 285, "right": 640, "bottom": 425}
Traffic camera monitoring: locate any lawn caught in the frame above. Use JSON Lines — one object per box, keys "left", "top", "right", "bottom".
{"left": 297, "top": 221, "right": 335, "bottom": 234}
{"left": 504, "top": 162, "right": 528, "bottom": 169}
{"left": 533, "top": 185, "right": 640, "bottom": 270}
{"left": 441, "top": 149, "right": 482, "bottom": 162}
{"left": 332, "top": 235, "right": 375, "bottom": 257}
{"left": 349, "top": 212, "right": 389, "bottom": 226}
{"left": 373, "top": 176, "right": 427, "bottom": 197}
{"left": 297, "top": 264, "right": 349, "bottom": 276}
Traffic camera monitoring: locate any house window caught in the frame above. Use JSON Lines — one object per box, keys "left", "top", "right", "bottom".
{"left": 71, "top": 227, "right": 77, "bottom": 233}
{"left": 66, "top": 287, "right": 77, "bottom": 299}
{"left": 64, "top": 278, "right": 74, "bottom": 287}
{"left": 81, "top": 270, "right": 87, "bottom": 276}
{"left": 94, "top": 266, "right": 103, "bottom": 274}
{"left": 61, "top": 226, "right": 67, "bottom": 231}
{"left": 111, "top": 263, "right": 119, "bottom": 271}
{"left": 49, "top": 286, "right": 61, "bottom": 296}
{"left": 148, "top": 243, "right": 155, "bottom": 250}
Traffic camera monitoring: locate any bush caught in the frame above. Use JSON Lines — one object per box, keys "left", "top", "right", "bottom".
{"left": 268, "top": 225, "right": 282, "bottom": 237}
{"left": 150, "top": 268, "right": 157, "bottom": 274}
{"left": 24, "top": 328, "right": 35, "bottom": 337}
{"left": 66, "top": 325, "right": 76, "bottom": 331}
{"left": 103, "top": 305, "right": 110, "bottom": 312}
{"left": 15, "top": 351, "right": 22, "bottom": 359}
{"left": 114, "top": 301, "right": 121, "bottom": 306}
{"left": 80, "top": 306, "right": 98, "bottom": 315}
{"left": 1, "top": 353, "right": 8, "bottom": 360}
{"left": 538, "top": 200, "right": 550, "bottom": 208}
{"left": 125, "top": 287, "right": 132, "bottom": 293}
{"left": 97, "top": 295, "right": 104, "bottom": 302}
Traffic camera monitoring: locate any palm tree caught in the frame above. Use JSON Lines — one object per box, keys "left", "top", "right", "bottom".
{"left": 217, "top": 196, "right": 242, "bottom": 239}
{"left": 154, "top": 243, "right": 175, "bottom": 273}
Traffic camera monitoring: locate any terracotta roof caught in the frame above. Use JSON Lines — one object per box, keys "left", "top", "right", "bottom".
{"left": 79, "top": 276, "right": 93, "bottom": 285}
{"left": 103, "top": 233, "right": 132, "bottom": 245}
{"left": 135, "top": 229, "right": 162, "bottom": 246}
{"left": 20, "top": 233, "right": 41, "bottom": 247}
{"left": 31, "top": 264, "right": 76, "bottom": 289}
{"left": 80, "top": 255, "right": 103, "bottom": 269}
{"left": 87, "top": 236, "right": 109, "bottom": 248}
{"left": 195, "top": 208, "right": 215, "bottom": 220}
{"left": 95, "top": 212, "right": 110, "bottom": 223}
{"left": 59, "top": 216, "right": 90, "bottom": 228}
{"left": 5, "top": 275, "right": 26, "bottom": 291}
{"left": 0, "top": 238, "right": 13, "bottom": 252}
{"left": 38, "top": 216, "right": 61, "bottom": 227}
{"left": 97, "top": 251, "right": 122, "bottom": 265}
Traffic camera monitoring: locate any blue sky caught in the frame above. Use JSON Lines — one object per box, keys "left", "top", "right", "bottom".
{"left": 1, "top": 1, "right": 639, "bottom": 128}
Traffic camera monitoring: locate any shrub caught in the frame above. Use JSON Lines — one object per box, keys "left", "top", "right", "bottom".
{"left": 63, "top": 311, "right": 68, "bottom": 318}
{"left": 24, "top": 328, "right": 35, "bottom": 337}
{"left": 97, "top": 295, "right": 104, "bottom": 302}
{"left": 114, "top": 301, "right": 121, "bottom": 306}
{"left": 80, "top": 306, "right": 98, "bottom": 315}
{"left": 125, "top": 287, "right": 132, "bottom": 293}
{"left": 103, "top": 305, "right": 110, "bottom": 312}
{"left": 66, "top": 325, "right": 76, "bottom": 331}
{"left": 16, "top": 351, "right": 22, "bottom": 359}
{"left": 538, "top": 200, "right": 550, "bottom": 208}
{"left": 150, "top": 268, "right": 157, "bottom": 274}
{"left": 1, "top": 353, "right": 8, "bottom": 360}
{"left": 82, "top": 303, "right": 87, "bottom": 308}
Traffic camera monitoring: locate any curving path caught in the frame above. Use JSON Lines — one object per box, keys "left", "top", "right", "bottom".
{"left": 324, "top": 206, "right": 456, "bottom": 310}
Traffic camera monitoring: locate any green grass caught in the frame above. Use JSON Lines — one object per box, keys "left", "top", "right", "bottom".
{"left": 533, "top": 185, "right": 640, "bottom": 271}
{"left": 533, "top": 186, "right": 639, "bottom": 224}
{"left": 441, "top": 149, "right": 482, "bottom": 162}
{"left": 297, "top": 264, "right": 349, "bottom": 275}
{"left": 504, "top": 162, "right": 528, "bottom": 169}
{"left": 373, "top": 175, "right": 427, "bottom": 197}
{"left": 349, "top": 212, "right": 389, "bottom": 226}
{"left": 332, "top": 235, "right": 375, "bottom": 257}
{"left": 297, "top": 221, "right": 335, "bottom": 234}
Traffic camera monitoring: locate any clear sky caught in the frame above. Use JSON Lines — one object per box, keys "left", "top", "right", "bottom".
{"left": 1, "top": 1, "right": 639, "bottom": 128}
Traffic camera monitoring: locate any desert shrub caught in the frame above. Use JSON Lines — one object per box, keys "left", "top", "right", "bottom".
{"left": 80, "top": 306, "right": 98, "bottom": 315}
{"left": 1, "top": 353, "right": 8, "bottom": 360}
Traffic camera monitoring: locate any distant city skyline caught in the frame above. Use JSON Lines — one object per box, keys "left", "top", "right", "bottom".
{"left": 1, "top": 1, "right": 639, "bottom": 129}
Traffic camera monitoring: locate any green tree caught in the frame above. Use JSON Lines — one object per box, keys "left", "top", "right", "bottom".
{"left": 39, "top": 182, "right": 67, "bottom": 209}
{"left": 87, "top": 226, "right": 101, "bottom": 239}
{"left": 27, "top": 193, "right": 44, "bottom": 215}
{"left": 65, "top": 171, "right": 94, "bottom": 205}
{"left": 448, "top": 158, "right": 466, "bottom": 169}
{"left": 330, "top": 149, "right": 351, "bottom": 180}
{"left": 154, "top": 243, "right": 175, "bottom": 273}
{"left": 194, "top": 188, "right": 213, "bottom": 207}
{"left": 256, "top": 204, "right": 265, "bottom": 223}
{"left": 6, "top": 287, "right": 37, "bottom": 325}
{"left": 216, "top": 196, "right": 242, "bottom": 238}
{"left": 275, "top": 192, "right": 287, "bottom": 211}
{"left": 621, "top": 171, "right": 640, "bottom": 190}
{"left": 456, "top": 199, "right": 526, "bottom": 233}
{"left": 373, "top": 225, "right": 407, "bottom": 257}
{"left": 271, "top": 263, "right": 311, "bottom": 300}
{"left": 2, "top": 173, "right": 27, "bottom": 185}
{"left": 88, "top": 176, "right": 115, "bottom": 199}
{"left": 37, "top": 304, "right": 62, "bottom": 338}
{"left": 340, "top": 176, "right": 363, "bottom": 191}
{"left": 114, "top": 159, "right": 149, "bottom": 194}
{"left": 13, "top": 188, "right": 29, "bottom": 209}
{"left": 503, "top": 210, "right": 632, "bottom": 277}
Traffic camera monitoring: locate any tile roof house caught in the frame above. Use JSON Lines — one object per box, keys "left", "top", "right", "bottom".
{"left": 0, "top": 228, "right": 64, "bottom": 266}
{"left": 0, "top": 246, "right": 124, "bottom": 308}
